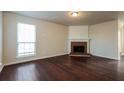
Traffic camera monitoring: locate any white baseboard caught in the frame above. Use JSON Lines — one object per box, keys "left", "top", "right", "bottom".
{"left": 0, "top": 65, "right": 4, "bottom": 72}
{"left": 4, "top": 53, "right": 68, "bottom": 66}
{"left": 91, "top": 54, "right": 119, "bottom": 60}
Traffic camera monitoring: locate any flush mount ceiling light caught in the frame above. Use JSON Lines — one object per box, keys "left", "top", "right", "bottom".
{"left": 71, "top": 11, "right": 79, "bottom": 17}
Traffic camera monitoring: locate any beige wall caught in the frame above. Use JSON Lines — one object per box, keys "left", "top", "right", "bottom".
{"left": 118, "top": 14, "right": 124, "bottom": 55}
{"left": 3, "top": 12, "right": 68, "bottom": 64}
{"left": 119, "top": 24, "right": 124, "bottom": 55}
{"left": 121, "top": 26, "right": 124, "bottom": 55}
{"left": 89, "top": 20, "right": 120, "bottom": 60}
{"left": 0, "top": 12, "right": 2, "bottom": 65}
{"left": 68, "top": 25, "right": 90, "bottom": 53}
{"left": 118, "top": 20, "right": 123, "bottom": 54}
{"left": 68, "top": 26, "right": 89, "bottom": 39}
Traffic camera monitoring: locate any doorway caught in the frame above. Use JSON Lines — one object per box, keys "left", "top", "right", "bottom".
{"left": 119, "top": 24, "right": 124, "bottom": 62}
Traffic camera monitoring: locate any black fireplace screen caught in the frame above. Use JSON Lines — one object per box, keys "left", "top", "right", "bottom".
{"left": 73, "top": 46, "right": 84, "bottom": 53}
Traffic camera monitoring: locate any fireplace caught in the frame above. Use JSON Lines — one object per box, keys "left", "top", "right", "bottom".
{"left": 73, "top": 46, "right": 85, "bottom": 53}
{"left": 70, "top": 42, "right": 88, "bottom": 55}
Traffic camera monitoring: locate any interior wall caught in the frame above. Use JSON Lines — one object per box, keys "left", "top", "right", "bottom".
{"left": 3, "top": 12, "right": 68, "bottom": 64}
{"left": 121, "top": 27, "right": 124, "bottom": 55}
{"left": 68, "top": 26, "right": 89, "bottom": 53}
{"left": 0, "top": 12, "right": 2, "bottom": 65}
{"left": 89, "top": 20, "right": 120, "bottom": 60}
{"left": 68, "top": 26, "right": 89, "bottom": 39}
{"left": 118, "top": 21, "right": 122, "bottom": 56}
{"left": 120, "top": 24, "right": 124, "bottom": 55}
{"left": 118, "top": 14, "right": 124, "bottom": 56}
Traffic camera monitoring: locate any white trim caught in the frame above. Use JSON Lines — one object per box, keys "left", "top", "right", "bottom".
{"left": 91, "top": 54, "right": 119, "bottom": 60}
{"left": 2, "top": 53, "right": 119, "bottom": 68}
{"left": 0, "top": 65, "right": 4, "bottom": 72}
{"left": 4, "top": 53, "right": 68, "bottom": 66}
{"left": 68, "top": 39, "right": 90, "bottom": 54}
{"left": 68, "top": 38, "right": 91, "bottom": 40}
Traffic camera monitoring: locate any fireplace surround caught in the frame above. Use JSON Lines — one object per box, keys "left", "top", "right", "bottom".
{"left": 70, "top": 41, "right": 90, "bottom": 57}
{"left": 71, "top": 42, "right": 87, "bottom": 54}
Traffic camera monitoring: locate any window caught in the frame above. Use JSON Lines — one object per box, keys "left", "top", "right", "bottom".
{"left": 17, "top": 23, "right": 36, "bottom": 57}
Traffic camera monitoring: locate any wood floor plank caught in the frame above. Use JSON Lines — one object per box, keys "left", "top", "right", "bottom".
{"left": 0, "top": 55, "right": 124, "bottom": 81}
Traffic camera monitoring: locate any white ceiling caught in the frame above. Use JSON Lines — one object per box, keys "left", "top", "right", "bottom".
{"left": 11, "top": 11, "right": 119, "bottom": 26}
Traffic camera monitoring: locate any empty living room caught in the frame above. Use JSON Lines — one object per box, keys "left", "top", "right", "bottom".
{"left": 1, "top": 0, "right": 124, "bottom": 93}
{"left": 0, "top": 11, "right": 124, "bottom": 81}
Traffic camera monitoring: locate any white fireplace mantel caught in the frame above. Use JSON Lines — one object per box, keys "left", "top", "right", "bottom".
{"left": 68, "top": 38, "right": 90, "bottom": 40}
{"left": 68, "top": 38, "right": 91, "bottom": 54}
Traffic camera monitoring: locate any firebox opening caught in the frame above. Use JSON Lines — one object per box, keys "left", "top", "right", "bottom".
{"left": 73, "top": 46, "right": 84, "bottom": 53}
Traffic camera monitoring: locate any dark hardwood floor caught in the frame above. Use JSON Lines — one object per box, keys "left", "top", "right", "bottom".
{"left": 0, "top": 55, "right": 124, "bottom": 81}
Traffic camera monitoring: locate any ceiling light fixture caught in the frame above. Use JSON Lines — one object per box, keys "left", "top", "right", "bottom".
{"left": 71, "top": 11, "right": 79, "bottom": 17}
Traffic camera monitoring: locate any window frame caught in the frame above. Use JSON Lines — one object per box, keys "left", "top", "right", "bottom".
{"left": 16, "top": 23, "right": 36, "bottom": 58}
